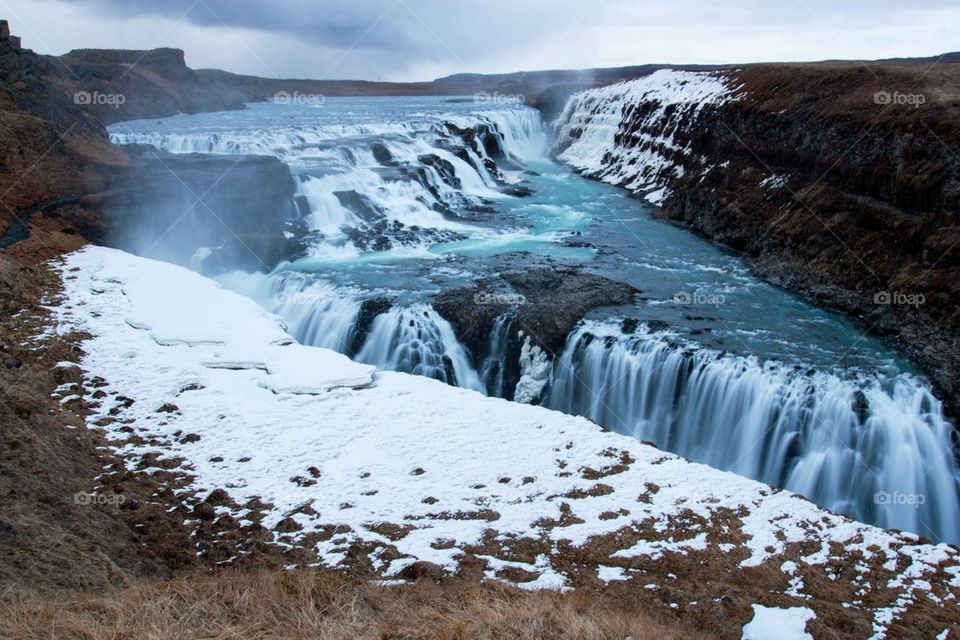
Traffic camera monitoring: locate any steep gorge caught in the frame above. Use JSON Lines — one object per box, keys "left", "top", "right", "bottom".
{"left": 553, "top": 64, "right": 960, "bottom": 415}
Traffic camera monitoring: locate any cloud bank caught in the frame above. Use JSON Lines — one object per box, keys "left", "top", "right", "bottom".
{"left": 3, "top": 0, "right": 958, "bottom": 80}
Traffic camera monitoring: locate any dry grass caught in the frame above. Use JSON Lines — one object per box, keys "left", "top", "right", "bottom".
{"left": 0, "top": 569, "right": 709, "bottom": 640}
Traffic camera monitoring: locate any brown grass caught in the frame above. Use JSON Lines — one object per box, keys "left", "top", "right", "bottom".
{"left": 0, "top": 569, "right": 709, "bottom": 640}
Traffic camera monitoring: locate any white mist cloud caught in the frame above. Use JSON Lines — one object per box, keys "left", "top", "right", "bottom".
{"left": 1, "top": 0, "right": 958, "bottom": 80}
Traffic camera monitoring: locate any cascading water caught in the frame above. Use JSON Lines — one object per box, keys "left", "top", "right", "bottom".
{"left": 111, "top": 96, "right": 960, "bottom": 544}
{"left": 545, "top": 323, "right": 960, "bottom": 543}
{"left": 480, "top": 313, "right": 517, "bottom": 397}
{"left": 110, "top": 101, "right": 546, "bottom": 261}
{"left": 355, "top": 305, "right": 484, "bottom": 392}
{"left": 215, "top": 271, "right": 361, "bottom": 351}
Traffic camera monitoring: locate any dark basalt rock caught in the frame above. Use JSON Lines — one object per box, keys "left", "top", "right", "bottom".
{"left": 452, "top": 147, "right": 478, "bottom": 171}
{"left": 57, "top": 47, "right": 249, "bottom": 124}
{"left": 102, "top": 149, "right": 305, "bottom": 275}
{"left": 443, "top": 121, "right": 528, "bottom": 186}
{"left": 348, "top": 298, "right": 393, "bottom": 356}
{"left": 645, "top": 319, "right": 670, "bottom": 333}
{"left": 502, "top": 269, "right": 639, "bottom": 353}
{"left": 334, "top": 190, "right": 385, "bottom": 223}
{"left": 343, "top": 219, "right": 465, "bottom": 253}
{"left": 559, "top": 64, "right": 960, "bottom": 418}
{"left": 371, "top": 142, "right": 394, "bottom": 165}
{"left": 434, "top": 268, "right": 639, "bottom": 397}
{"left": 501, "top": 183, "right": 535, "bottom": 197}
{"left": 418, "top": 153, "right": 462, "bottom": 190}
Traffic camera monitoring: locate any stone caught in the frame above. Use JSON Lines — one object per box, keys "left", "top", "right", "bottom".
{"left": 275, "top": 516, "right": 302, "bottom": 533}
{"left": 204, "top": 488, "right": 232, "bottom": 506}
{"left": 371, "top": 142, "right": 393, "bottom": 165}
{"left": 398, "top": 560, "right": 445, "bottom": 582}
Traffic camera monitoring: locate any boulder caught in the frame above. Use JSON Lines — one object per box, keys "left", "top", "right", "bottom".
{"left": 434, "top": 268, "right": 639, "bottom": 397}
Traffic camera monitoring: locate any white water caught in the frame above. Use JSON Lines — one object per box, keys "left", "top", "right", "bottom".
{"left": 357, "top": 305, "right": 484, "bottom": 391}
{"left": 216, "top": 271, "right": 360, "bottom": 351}
{"left": 110, "top": 102, "right": 545, "bottom": 261}
{"left": 111, "top": 96, "right": 960, "bottom": 544}
{"left": 480, "top": 313, "right": 516, "bottom": 398}
{"left": 546, "top": 323, "right": 959, "bottom": 542}
{"left": 216, "top": 271, "right": 483, "bottom": 392}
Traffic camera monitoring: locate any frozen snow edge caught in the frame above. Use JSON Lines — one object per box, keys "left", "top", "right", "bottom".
{"left": 553, "top": 69, "right": 739, "bottom": 206}
{"left": 53, "top": 246, "right": 960, "bottom": 635}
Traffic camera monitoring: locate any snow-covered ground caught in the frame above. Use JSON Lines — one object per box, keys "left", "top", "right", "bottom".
{"left": 52, "top": 246, "right": 960, "bottom": 636}
{"left": 554, "top": 69, "right": 738, "bottom": 205}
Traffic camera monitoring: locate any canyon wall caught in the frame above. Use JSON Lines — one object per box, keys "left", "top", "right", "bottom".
{"left": 554, "top": 64, "right": 960, "bottom": 414}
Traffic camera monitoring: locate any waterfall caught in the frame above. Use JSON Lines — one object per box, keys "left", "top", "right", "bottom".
{"left": 545, "top": 323, "right": 960, "bottom": 543}
{"left": 296, "top": 175, "right": 361, "bottom": 237}
{"left": 215, "top": 271, "right": 360, "bottom": 351}
{"left": 109, "top": 120, "right": 431, "bottom": 157}
{"left": 219, "top": 271, "right": 484, "bottom": 392}
{"left": 471, "top": 109, "right": 550, "bottom": 162}
{"left": 111, "top": 105, "right": 546, "bottom": 257}
{"left": 480, "top": 313, "right": 516, "bottom": 397}
{"left": 230, "top": 265, "right": 960, "bottom": 543}
{"left": 355, "top": 305, "right": 484, "bottom": 392}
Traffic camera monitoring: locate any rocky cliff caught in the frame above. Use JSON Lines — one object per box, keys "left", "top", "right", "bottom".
{"left": 0, "top": 22, "right": 125, "bottom": 233}
{"left": 54, "top": 47, "right": 253, "bottom": 124}
{"left": 554, "top": 63, "right": 960, "bottom": 415}
{"left": 101, "top": 148, "right": 306, "bottom": 274}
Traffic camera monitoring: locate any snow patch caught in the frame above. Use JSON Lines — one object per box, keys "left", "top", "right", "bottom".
{"left": 51, "top": 245, "right": 960, "bottom": 619}
{"left": 513, "top": 334, "right": 551, "bottom": 404}
{"left": 742, "top": 605, "right": 815, "bottom": 640}
{"left": 554, "top": 69, "right": 738, "bottom": 203}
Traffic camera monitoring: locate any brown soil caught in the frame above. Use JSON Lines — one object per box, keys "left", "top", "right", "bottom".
{"left": 0, "top": 569, "right": 703, "bottom": 640}
{"left": 0, "top": 224, "right": 200, "bottom": 594}
{"left": 8, "top": 214, "right": 954, "bottom": 640}
{"left": 0, "top": 243, "right": 717, "bottom": 640}
{"left": 0, "top": 64, "right": 746, "bottom": 638}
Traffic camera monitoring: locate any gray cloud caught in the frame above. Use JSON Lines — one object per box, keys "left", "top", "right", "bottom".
{"left": 4, "top": 0, "right": 958, "bottom": 80}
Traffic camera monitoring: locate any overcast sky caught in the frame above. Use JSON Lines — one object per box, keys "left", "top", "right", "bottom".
{"left": 2, "top": 0, "right": 958, "bottom": 81}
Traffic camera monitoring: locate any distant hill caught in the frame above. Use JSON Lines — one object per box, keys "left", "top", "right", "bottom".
{"left": 44, "top": 43, "right": 960, "bottom": 124}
